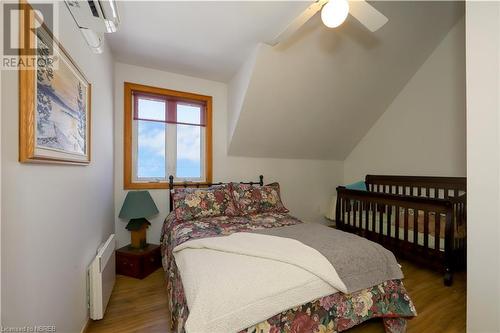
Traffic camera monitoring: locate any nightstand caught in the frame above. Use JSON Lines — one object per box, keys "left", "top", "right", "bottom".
{"left": 116, "top": 244, "right": 161, "bottom": 279}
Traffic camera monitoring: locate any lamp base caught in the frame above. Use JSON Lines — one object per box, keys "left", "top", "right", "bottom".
{"left": 126, "top": 218, "right": 151, "bottom": 249}
{"left": 130, "top": 224, "right": 148, "bottom": 249}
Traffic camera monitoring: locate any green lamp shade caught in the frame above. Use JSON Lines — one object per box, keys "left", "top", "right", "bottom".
{"left": 119, "top": 191, "right": 159, "bottom": 219}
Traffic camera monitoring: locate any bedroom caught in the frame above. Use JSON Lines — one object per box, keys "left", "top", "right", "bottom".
{"left": 0, "top": 1, "right": 498, "bottom": 333}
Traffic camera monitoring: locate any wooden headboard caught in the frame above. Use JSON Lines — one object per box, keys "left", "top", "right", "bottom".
{"left": 168, "top": 175, "right": 264, "bottom": 212}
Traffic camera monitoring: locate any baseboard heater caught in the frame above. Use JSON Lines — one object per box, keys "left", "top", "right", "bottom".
{"left": 88, "top": 234, "right": 116, "bottom": 320}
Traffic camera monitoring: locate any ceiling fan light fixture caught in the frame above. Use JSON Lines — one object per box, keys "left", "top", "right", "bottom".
{"left": 321, "top": 0, "right": 350, "bottom": 28}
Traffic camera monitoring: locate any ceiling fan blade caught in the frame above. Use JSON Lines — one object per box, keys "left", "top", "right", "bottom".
{"left": 268, "top": 0, "right": 328, "bottom": 46}
{"left": 349, "top": 0, "right": 388, "bottom": 32}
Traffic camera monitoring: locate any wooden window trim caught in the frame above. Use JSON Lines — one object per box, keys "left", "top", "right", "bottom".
{"left": 124, "top": 82, "right": 213, "bottom": 189}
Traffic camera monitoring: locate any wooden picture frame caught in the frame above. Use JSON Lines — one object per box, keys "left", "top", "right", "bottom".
{"left": 19, "top": 2, "right": 91, "bottom": 165}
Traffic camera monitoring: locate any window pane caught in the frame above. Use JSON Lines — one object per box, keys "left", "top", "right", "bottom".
{"left": 176, "top": 124, "right": 201, "bottom": 178}
{"left": 177, "top": 103, "right": 201, "bottom": 125}
{"left": 137, "top": 98, "right": 165, "bottom": 121}
{"left": 137, "top": 120, "right": 166, "bottom": 179}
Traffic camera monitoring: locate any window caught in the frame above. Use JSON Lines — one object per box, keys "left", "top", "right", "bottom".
{"left": 124, "top": 82, "right": 212, "bottom": 189}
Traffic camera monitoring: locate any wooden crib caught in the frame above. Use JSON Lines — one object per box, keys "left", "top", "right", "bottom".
{"left": 335, "top": 175, "right": 466, "bottom": 286}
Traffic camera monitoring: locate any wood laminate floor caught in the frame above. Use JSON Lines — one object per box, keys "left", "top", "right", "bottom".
{"left": 87, "top": 260, "right": 466, "bottom": 333}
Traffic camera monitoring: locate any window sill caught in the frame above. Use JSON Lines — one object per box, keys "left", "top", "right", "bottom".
{"left": 124, "top": 182, "right": 169, "bottom": 190}
{"left": 124, "top": 180, "right": 213, "bottom": 190}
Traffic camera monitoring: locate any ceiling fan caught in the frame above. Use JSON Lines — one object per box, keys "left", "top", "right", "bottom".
{"left": 269, "top": 0, "right": 388, "bottom": 46}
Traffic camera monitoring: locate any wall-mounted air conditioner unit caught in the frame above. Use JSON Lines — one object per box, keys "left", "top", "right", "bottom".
{"left": 64, "top": 0, "right": 120, "bottom": 54}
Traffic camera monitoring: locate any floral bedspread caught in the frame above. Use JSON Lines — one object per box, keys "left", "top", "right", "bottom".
{"left": 160, "top": 213, "right": 417, "bottom": 333}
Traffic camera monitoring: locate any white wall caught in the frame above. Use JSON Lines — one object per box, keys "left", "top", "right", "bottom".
{"left": 227, "top": 45, "right": 259, "bottom": 143}
{"left": 1, "top": 2, "right": 114, "bottom": 332}
{"left": 0, "top": 5, "right": 2, "bottom": 322}
{"left": 466, "top": 2, "right": 500, "bottom": 332}
{"left": 114, "top": 62, "right": 343, "bottom": 247}
{"left": 343, "top": 18, "right": 466, "bottom": 182}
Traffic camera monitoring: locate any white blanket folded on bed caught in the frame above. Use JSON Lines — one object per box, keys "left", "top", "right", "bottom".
{"left": 173, "top": 232, "right": 348, "bottom": 333}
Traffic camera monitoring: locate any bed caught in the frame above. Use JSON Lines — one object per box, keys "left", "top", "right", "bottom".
{"left": 336, "top": 175, "right": 466, "bottom": 286}
{"left": 161, "top": 176, "right": 417, "bottom": 333}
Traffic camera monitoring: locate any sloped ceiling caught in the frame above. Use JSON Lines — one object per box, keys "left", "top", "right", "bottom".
{"left": 107, "top": 1, "right": 310, "bottom": 82}
{"left": 228, "top": 1, "right": 464, "bottom": 160}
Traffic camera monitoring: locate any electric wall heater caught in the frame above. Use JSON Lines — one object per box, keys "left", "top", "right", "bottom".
{"left": 88, "top": 234, "right": 116, "bottom": 320}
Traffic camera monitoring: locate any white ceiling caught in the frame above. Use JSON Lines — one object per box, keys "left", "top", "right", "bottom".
{"left": 228, "top": 1, "right": 465, "bottom": 160}
{"left": 108, "top": 1, "right": 310, "bottom": 82}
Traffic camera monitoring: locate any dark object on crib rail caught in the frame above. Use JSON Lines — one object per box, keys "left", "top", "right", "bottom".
{"left": 168, "top": 175, "right": 264, "bottom": 212}
{"left": 335, "top": 175, "right": 466, "bottom": 287}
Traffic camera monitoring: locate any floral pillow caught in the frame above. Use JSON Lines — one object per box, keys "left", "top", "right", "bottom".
{"left": 173, "top": 185, "right": 239, "bottom": 221}
{"left": 231, "top": 182, "right": 289, "bottom": 215}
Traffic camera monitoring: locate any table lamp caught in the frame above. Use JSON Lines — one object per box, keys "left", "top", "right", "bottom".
{"left": 119, "top": 191, "right": 159, "bottom": 249}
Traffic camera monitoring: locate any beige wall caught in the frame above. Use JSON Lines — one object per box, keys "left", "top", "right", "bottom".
{"left": 227, "top": 46, "right": 259, "bottom": 142}
{"left": 343, "top": 18, "right": 466, "bottom": 182}
{"left": 0, "top": 3, "right": 3, "bottom": 321}
{"left": 466, "top": 2, "right": 500, "bottom": 332}
{"left": 227, "top": 4, "right": 464, "bottom": 161}
{"left": 114, "top": 62, "right": 343, "bottom": 247}
{"left": 1, "top": 2, "right": 115, "bottom": 331}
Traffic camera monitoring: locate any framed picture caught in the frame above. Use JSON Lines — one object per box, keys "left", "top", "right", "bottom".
{"left": 19, "top": 2, "right": 91, "bottom": 164}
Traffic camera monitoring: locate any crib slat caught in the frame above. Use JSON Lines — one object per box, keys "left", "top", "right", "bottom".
{"left": 341, "top": 198, "right": 346, "bottom": 229}
{"left": 395, "top": 205, "right": 400, "bottom": 241}
{"left": 357, "top": 200, "right": 361, "bottom": 229}
{"left": 371, "top": 203, "right": 376, "bottom": 232}
{"left": 435, "top": 209, "right": 441, "bottom": 256}
{"left": 364, "top": 201, "right": 369, "bottom": 231}
{"left": 387, "top": 204, "right": 392, "bottom": 239}
{"left": 358, "top": 201, "right": 362, "bottom": 229}
{"left": 379, "top": 205, "right": 384, "bottom": 243}
{"left": 343, "top": 198, "right": 348, "bottom": 229}
{"left": 424, "top": 211, "right": 429, "bottom": 249}
{"left": 338, "top": 198, "right": 342, "bottom": 228}
{"left": 347, "top": 200, "right": 351, "bottom": 227}
{"left": 404, "top": 208, "right": 409, "bottom": 242}
{"left": 413, "top": 208, "right": 418, "bottom": 247}
{"left": 354, "top": 200, "right": 359, "bottom": 229}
